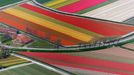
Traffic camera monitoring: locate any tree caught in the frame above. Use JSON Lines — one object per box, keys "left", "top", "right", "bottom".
{"left": 54, "top": 39, "right": 62, "bottom": 48}
{"left": 0, "top": 47, "right": 10, "bottom": 59}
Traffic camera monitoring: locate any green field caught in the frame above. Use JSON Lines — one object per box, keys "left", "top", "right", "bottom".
{"left": 0, "top": 64, "right": 61, "bottom": 75}
{"left": 123, "top": 17, "right": 134, "bottom": 25}
{"left": 28, "top": 40, "right": 54, "bottom": 48}
{"left": 36, "top": 0, "right": 52, "bottom": 3}
{"left": 0, "top": 0, "right": 21, "bottom": 7}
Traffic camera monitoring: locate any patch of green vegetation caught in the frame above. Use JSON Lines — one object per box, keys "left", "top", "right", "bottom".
{"left": 123, "top": 17, "right": 134, "bottom": 25}
{"left": 28, "top": 40, "right": 54, "bottom": 48}
{"left": 0, "top": 64, "right": 60, "bottom": 75}
{"left": 4, "top": 41, "right": 12, "bottom": 45}
{"left": 36, "top": 0, "right": 52, "bottom": 3}
{"left": 0, "top": 0, "right": 21, "bottom": 7}
{"left": 0, "top": 33, "right": 12, "bottom": 43}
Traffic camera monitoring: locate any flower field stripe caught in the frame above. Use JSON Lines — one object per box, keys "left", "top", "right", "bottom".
{"left": 42, "top": 60, "right": 130, "bottom": 75}
{"left": 0, "top": 17, "right": 26, "bottom": 31}
{"left": 58, "top": 0, "right": 107, "bottom": 13}
{"left": 0, "top": 12, "right": 78, "bottom": 45}
{"left": 77, "top": 0, "right": 116, "bottom": 14}
{"left": 20, "top": 4, "right": 134, "bottom": 36}
{"left": 20, "top": 3, "right": 111, "bottom": 36}
{"left": 43, "top": 0, "right": 66, "bottom": 7}
{"left": 20, "top": 52, "right": 134, "bottom": 74}
{"left": 14, "top": 6, "right": 103, "bottom": 38}
{"left": 4, "top": 8, "right": 94, "bottom": 42}
{"left": 70, "top": 52, "right": 134, "bottom": 64}
{"left": 51, "top": 0, "right": 79, "bottom": 9}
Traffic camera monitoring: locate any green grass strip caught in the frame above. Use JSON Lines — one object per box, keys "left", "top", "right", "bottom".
{"left": 28, "top": 40, "right": 54, "bottom": 48}
{"left": 123, "top": 17, "right": 134, "bottom": 25}
{"left": 36, "top": 0, "right": 52, "bottom": 3}
{"left": 0, "top": 0, "right": 21, "bottom": 7}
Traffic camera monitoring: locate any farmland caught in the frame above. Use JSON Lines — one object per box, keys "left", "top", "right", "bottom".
{"left": 0, "top": 64, "right": 61, "bottom": 75}
{"left": 0, "top": 0, "right": 134, "bottom": 75}
{"left": 0, "top": 55, "right": 29, "bottom": 68}
{"left": 0, "top": 0, "right": 22, "bottom": 7}
{"left": 0, "top": 2, "right": 134, "bottom": 46}
{"left": 37, "top": 0, "right": 108, "bottom": 13}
